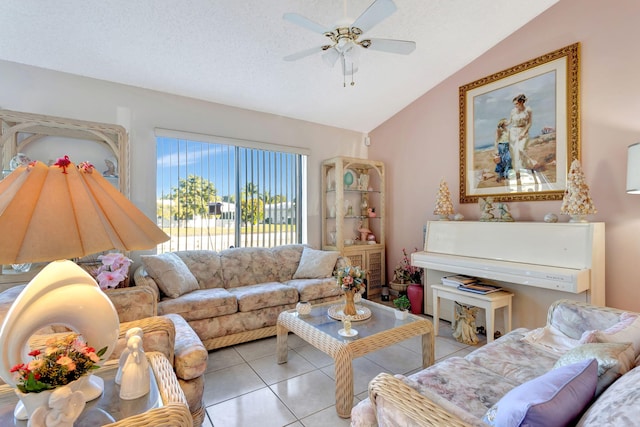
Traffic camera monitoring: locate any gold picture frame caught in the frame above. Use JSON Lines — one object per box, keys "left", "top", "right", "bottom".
{"left": 459, "top": 43, "right": 580, "bottom": 203}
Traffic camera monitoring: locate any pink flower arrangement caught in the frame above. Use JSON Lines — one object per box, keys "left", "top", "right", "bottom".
{"left": 335, "top": 266, "right": 366, "bottom": 293}
{"left": 96, "top": 252, "right": 132, "bottom": 290}
{"left": 394, "top": 248, "right": 423, "bottom": 284}
{"left": 10, "top": 334, "right": 106, "bottom": 393}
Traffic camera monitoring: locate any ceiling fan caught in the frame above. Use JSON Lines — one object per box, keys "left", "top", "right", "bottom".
{"left": 283, "top": 0, "right": 416, "bottom": 86}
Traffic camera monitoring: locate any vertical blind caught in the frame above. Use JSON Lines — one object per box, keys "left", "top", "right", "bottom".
{"left": 155, "top": 130, "right": 306, "bottom": 252}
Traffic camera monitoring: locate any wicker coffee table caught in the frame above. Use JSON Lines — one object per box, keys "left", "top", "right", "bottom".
{"left": 277, "top": 299, "right": 434, "bottom": 418}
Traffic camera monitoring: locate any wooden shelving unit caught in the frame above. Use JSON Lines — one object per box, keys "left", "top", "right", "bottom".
{"left": 321, "top": 157, "right": 385, "bottom": 297}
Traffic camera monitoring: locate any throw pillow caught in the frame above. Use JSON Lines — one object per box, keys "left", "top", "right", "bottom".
{"left": 482, "top": 359, "right": 597, "bottom": 427}
{"left": 521, "top": 324, "right": 581, "bottom": 355}
{"left": 554, "top": 342, "right": 634, "bottom": 396}
{"left": 292, "top": 247, "right": 340, "bottom": 279}
{"left": 141, "top": 252, "right": 199, "bottom": 298}
{"left": 580, "top": 313, "right": 640, "bottom": 357}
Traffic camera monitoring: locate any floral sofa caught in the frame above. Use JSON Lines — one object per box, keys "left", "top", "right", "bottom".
{"left": 133, "top": 244, "right": 347, "bottom": 351}
{"left": 352, "top": 299, "right": 640, "bottom": 427}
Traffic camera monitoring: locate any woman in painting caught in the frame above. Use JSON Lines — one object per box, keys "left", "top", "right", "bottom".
{"left": 494, "top": 118, "right": 512, "bottom": 182}
{"left": 508, "top": 94, "right": 533, "bottom": 175}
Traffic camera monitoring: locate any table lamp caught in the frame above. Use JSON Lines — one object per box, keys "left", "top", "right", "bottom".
{"left": 0, "top": 157, "right": 169, "bottom": 416}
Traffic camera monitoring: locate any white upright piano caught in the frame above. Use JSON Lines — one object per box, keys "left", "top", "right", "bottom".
{"left": 411, "top": 221, "right": 605, "bottom": 330}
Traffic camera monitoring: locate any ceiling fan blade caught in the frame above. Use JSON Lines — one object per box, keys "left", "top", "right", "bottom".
{"left": 283, "top": 13, "right": 328, "bottom": 34}
{"left": 364, "top": 38, "right": 416, "bottom": 54}
{"left": 351, "top": 0, "right": 397, "bottom": 34}
{"left": 322, "top": 49, "right": 340, "bottom": 68}
{"left": 283, "top": 46, "right": 324, "bottom": 61}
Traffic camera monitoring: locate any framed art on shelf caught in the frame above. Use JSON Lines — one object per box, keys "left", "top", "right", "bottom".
{"left": 459, "top": 42, "right": 580, "bottom": 203}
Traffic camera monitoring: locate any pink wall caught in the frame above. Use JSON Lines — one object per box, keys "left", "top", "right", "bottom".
{"left": 370, "top": 0, "right": 640, "bottom": 311}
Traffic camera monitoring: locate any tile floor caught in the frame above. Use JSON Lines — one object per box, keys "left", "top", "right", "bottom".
{"left": 200, "top": 309, "right": 486, "bottom": 427}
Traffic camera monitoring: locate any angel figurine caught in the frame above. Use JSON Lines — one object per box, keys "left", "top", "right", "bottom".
{"left": 115, "top": 327, "right": 143, "bottom": 385}
{"left": 119, "top": 333, "right": 150, "bottom": 400}
{"left": 452, "top": 302, "right": 480, "bottom": 345}
{"left": 479, "top": 197, "right": 495, "bottom": 221}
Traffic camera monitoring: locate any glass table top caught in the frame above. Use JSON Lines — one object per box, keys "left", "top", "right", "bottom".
{"left": 288, "top": 299, "right": 427, "bottom": 340}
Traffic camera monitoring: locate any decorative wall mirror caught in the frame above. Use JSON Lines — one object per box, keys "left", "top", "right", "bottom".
{"left": 0, "top": 109, "right": 129, "bottom": 197}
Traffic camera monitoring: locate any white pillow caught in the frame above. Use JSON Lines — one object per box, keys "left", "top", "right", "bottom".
{"left": 141, "top": 252, "right": 199, "bottom": 298}
{"left": 522, "top": 324, "right": 581, "bottom": 355}
{"left": 292, "top": 247, "right": 340, "bottom": 279}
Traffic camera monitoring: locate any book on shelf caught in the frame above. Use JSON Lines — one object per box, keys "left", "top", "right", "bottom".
{"left": 457, "top": 282, "right": 503, "bottom": 294}
{"left": 441, "top": 274, "right": 478, "bottom": 288}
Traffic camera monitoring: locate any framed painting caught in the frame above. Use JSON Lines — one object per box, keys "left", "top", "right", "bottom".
{"left": 459, "top": 43, "right": 580, "bottom": 203}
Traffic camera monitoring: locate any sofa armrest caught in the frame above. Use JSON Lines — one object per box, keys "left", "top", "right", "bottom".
{"left": 163, "top": 314, "right": 208, "bottom": 381}
{"left": 133, "top": 266, "right": 162, "bottom": 301}
{"left": 106, "top": 285, "right": 158, "bottom": 322}
{"left": 368, "top": 373, "right": 475, "bottom": 427}
{"left": 546, "top": 299, "right": 628, "bottom": 340}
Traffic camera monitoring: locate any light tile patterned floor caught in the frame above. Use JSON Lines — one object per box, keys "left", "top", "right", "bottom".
{"left": 201, "top": 313, "right": 484, "bottom": 427}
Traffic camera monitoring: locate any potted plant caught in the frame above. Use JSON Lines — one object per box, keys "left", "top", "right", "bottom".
{"left": 393, "top": 295, "right": 411, "bottom": 319}
{"left": 390, "top": 248, "right": 423, "bottom": 294}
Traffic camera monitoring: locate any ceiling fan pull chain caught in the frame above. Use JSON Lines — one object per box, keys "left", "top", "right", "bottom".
{"left": 351, "top": 63, "right": 355, "bottom": 86}
{"left": 343, "top": 56, "right": 347, "bottom": 87}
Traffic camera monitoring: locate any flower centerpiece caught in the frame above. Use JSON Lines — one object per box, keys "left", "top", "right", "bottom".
{"left": 393, "top": 248, "right": 423, "bottom": 285}
{"left": 335, "top": 266, "right": 366, "bottom": 316}
{"left": 95, "top": 252, "right": 133, "bottom": 290}
{"left": 11, "top": 334, "right": 107, "bottom": 394}
{"left": 10, "top": 334, "right": 107, "bottom": 421}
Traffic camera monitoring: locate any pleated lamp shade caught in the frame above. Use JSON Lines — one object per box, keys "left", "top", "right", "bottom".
{"left": 0, "top": 159, "right": 169, "bottom": 264}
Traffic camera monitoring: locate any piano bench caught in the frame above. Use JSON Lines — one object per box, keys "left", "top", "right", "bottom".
{"left": 431, "top": 284, "right": 514, "bottom": 343}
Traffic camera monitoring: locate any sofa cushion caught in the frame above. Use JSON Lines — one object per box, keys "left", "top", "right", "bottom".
{"left": 407, "top": 356, "right": 520, "bottom": 419}
{"left": 465, "top": 329, "right": 559, "bottom": 384}
{"left": 270, "top": 244, "right": 304, "bottom": 282}
{"left": 554, "top": 342, "right": 634, "bottom": 396}
{"left": 158, "top": 288, "right": 237, "bottom": 321}
{"left": 285, "top": 277, "right": 342, "bottom": 302}
{"left": 577, "top": 364, "right": 640, "bottom": 426}
{"left": 220, "top": 247, "right": 280, "bottom": 288}
{"left": 293, "top": 247, "right": 339, "bottom": 279}
{"left": 141, "top": 252, "right": 199, "bottom": 298}
{"left": 483, "top": 358, "right": 597, "bottom": 427}
{"left": 175, "top": 250, "right": 224, "bottom": 289}
{"left": 228, "top": 282, "right": 299, "bottom": 312}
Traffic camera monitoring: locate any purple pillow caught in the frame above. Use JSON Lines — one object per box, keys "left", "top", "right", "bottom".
{"left": 483, "top": 359, "right": 597, "bottom": 427}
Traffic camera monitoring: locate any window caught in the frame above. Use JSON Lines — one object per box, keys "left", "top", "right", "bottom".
{"left": 156, "top": 130, "right": 307, "bottom": 252}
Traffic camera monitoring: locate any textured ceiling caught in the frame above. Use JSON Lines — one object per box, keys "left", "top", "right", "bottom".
{"left": 0, "top": 0, "right": 558, "bottom": 133}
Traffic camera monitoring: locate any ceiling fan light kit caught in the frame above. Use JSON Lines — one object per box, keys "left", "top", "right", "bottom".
{"left": 284, "top": 0, "right": 416, "bottom": 87}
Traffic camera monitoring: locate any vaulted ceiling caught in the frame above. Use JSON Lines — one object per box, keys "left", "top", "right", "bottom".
{"left": 0, "top": 0, "right": 558, "bottom": 133}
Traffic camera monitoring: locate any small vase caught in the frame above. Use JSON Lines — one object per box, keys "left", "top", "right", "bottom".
{"left": 407, "top": 284, "right": 424, "bottom": 315}
{"left": 394, "top": 309, "right": 408, "bottom": 320}
{"left": 296, "top": 301, "right": 311, "bottom": 316}
{"left": 14, "top": 378, "right": 86, "bottom": 423}
{"left": 343, "top": 290, "right": 357, "bottom": 316}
